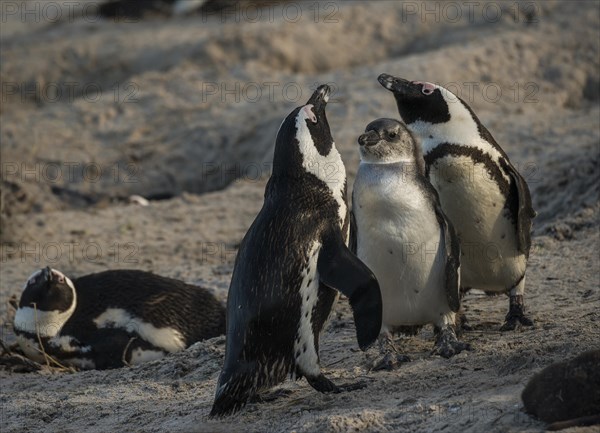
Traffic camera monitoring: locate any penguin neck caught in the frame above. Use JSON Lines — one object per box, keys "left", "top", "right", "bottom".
{"left": 293, "top": 114, "right": 345, "bottom": 193}
{"left": 14, "top": 284, "right": 77, "bottom": 338}
{"left": 410, "top": 97, "right": 482, "bottom": 153}
{"left": 300, "top": 144, "right": 345, "bottom": 195}
{"left": 359, "top": 154, "right": 414, "bottom": 165}
{"left": 414, "top": 121, "right": 507, "bottom": 168}
{"left": 360, "top": 152, "right": 426, "bottom": 176}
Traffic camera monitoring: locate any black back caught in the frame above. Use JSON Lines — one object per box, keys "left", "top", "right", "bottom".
{"left": 62, "top": 270, "right": 225, "bottom": 344}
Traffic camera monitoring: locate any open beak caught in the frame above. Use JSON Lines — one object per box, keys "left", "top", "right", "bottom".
{"left": 358, "top": 130, "right": 380, "bottom": 147}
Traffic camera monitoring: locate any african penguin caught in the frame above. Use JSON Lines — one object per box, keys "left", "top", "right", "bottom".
{"left": 210, "top": 85, "right": 382, "bottom": 417}
{"left": 352, "top": 118, "right": 470, "bottom": 369}
{"left": 13, "top": 267, "right": 225, "bottom": 369}
{"left": 378, "top": 73, "right": 536, "bottom": 331}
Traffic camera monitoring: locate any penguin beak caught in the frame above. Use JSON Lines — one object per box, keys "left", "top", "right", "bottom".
{"left": 378, "top": 73, "right": 421, "bottom": 97}
{"left": 358, "top": 130, "right": 380, "bottom": 147}
{"left": 42, "top": 266, "right": 52, "bottom": 284}
{"left": 306, "top": 84, "right": 331, "bottom": 110}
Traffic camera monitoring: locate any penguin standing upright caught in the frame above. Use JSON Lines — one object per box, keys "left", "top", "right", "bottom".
{"left": 378, "top": 74, "right": 536, "bottom": 331}
{"left": 13, "top": 267, "right": 225, "bottom": 369}
{"left": 210, "top": 85, "right": 382, "bottom": 417}
{"left": 352, "top": 118, "right": 470, "bottom": 370}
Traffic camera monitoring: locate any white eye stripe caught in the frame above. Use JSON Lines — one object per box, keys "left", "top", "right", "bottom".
{"left": 294, "top": 111, "right": 347, "bottom": 225}
{"left": 301, "top": 104, "right": 317, "bottom": 124}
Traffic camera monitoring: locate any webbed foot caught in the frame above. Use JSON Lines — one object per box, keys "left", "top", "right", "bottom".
{"left": 500, "top": 295, "right": 534, "bottom": 331}
{"left": 431, "top": 326, "right": 472, "bottom": 358}
{"left": 306, "top": 374, "right": 367, "bottom": 393}
{"left": 371, "top": 332, "right": 411, "bottom": 371}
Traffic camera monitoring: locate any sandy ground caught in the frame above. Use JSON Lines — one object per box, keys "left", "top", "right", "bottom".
{"left": 1, "top": 1, "right": 599, "bottom": 432}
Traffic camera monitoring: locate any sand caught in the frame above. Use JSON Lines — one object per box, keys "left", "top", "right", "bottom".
{"left": 1, "top": 1, "right": 599, "bottom": 432}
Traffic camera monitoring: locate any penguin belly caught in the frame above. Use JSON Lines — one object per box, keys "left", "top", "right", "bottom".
{"left": 355, "top": 177, "right": 450, "bottom": 327}
{"left": 427, "top": 154, "right": 527, "bottom": 291}
{"left": 293, "top": 241, "right": 325, "bottom": 377}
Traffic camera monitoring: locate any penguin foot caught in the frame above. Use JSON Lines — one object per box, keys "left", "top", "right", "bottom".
{"left": 370, "top": 332, "right": 411, "bottom": 371}
{"left": 249, "top": 388, "right": 293, "bottom": 404}
{"left": 372, "top": 353, "right": 411, "bottom": 371}
{"left": 431, "top": 327, "right": 472, "bottom": 359}
{"left": 306, "top": 374, "right": 341, "bottom": 393}
{"left": 306, "top": 374, "right": 367, "bottom": 393}
{"left": 372, "top": 353, "right": 394, "bottom": 371}
{"left": 500, "top": 295, "right": 534, "bottom": 331}
{"left": 500, "top": 314, "right": 534, "bottom": 331}
{"left": 337, "top": 380, "right": 369, "bottom": 392}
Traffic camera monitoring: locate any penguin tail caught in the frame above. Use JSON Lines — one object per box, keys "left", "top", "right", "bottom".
{"left": 209, "top": 392, "right": 247, "bottom": 418}
{"left": 209, "top": 375, "right": 254, "bottom": 418}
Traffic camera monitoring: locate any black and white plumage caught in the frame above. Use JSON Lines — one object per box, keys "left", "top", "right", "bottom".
{"left": 378, "top": 74, "right": 536, "bottom": 331}
{"left": 210, "top": 85, "right": 382, "bottom": 417}
{"left": 352, "top": 118, "right": 470, "bottom": 369}
{"left": 13, "top": 267, "right": 225, "bottom": 369}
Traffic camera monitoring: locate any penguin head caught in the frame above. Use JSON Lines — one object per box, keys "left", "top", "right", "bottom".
{"left": 19, "top": 267, "right": 75, "bottom": 312}
{"left": 272, "top": 85, "right": 340, "bottom": 183}
{"left": 357, "top": 118, "right": 419, "bottom": 164}
{"left": 301, "top": 84, "right": 334, "bottom": 154}
{"left": 14, "top": 267, "right": 77, "bottom": 337}
{"left": 378, "top": 73, "right": 480, "bottom": 142}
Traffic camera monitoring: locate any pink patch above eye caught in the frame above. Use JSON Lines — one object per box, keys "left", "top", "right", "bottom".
{"left": 50, "top": 270, "right": 64, "bottom": 283}
{"left": 302, "top": 104, "right": 317, "bottom": 123}
{"left": 413, "top": 81, "right": 436, "bottom": 95}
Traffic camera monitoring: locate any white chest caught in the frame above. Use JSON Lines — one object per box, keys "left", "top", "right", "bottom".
{"left": 425, "top": 149, "right": 526, "bottom": 289}
{"left": 295, "top": 117, "right": 347, "bottom": 226}
{"left": 294, "top": 242, "right": 322, "bottom": 376}
{"left": 353, "top": 164, "right": 451, "bottom": 326}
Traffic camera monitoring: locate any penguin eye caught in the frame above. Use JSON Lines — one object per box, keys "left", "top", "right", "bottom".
{"left": 422, "top": 88, "right": 433, "bottom": 95}
{"left": 388, "top": 132, "right": 397, "bottom": 139}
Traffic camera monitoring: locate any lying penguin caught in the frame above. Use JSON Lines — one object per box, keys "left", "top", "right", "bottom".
{"left": 378, "top": 74, "right": 536, "bottom": 331}
{"left": 210, "top": 85, "right": 382, "bottom": 417}
{"left": 352, "top": 118, "right": 471, "bottom": 370}
{"left": 13, "top": 267, "right": 225, "bottom": 369}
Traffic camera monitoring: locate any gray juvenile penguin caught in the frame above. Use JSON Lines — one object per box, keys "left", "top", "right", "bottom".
{"left": 352, "top": 118, "right": 470, "bottom": 369}
{"left": 378, "top": 74, "right": 536, "bottom": 331}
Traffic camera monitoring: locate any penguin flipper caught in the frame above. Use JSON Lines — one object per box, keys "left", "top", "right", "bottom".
{"left": 42, "top": 335, "right": 94, "bottom": 368}
{"left": 317, "top": 228, "right": 382, "bottom": 351}
{"left": 349, "top": 210, "right": 358, "bottom": 255}
{"left": 430, "top": 191, "right": 461, "bottom": 313}
{"left": 500, "top": 158, "right": 536, "bottom": 256}
{"left": 86, "top": 328, "right": 140, "bottom": 369}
